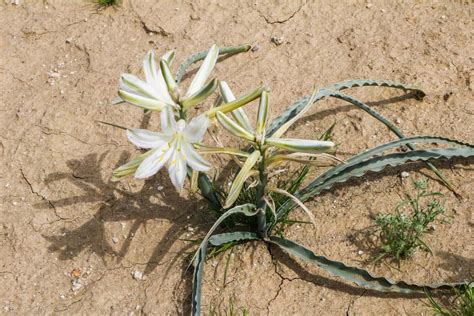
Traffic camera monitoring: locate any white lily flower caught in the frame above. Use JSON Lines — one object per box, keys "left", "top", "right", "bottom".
{"left": 117, "top": 107, "right": 210, "bottom": 190}
{"left": 118, "top": 45, "right": 219, "bottom": 112}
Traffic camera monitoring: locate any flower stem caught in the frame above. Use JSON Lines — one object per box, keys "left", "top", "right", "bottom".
{"left": 256, "top": 148, "right": 267, "bottom": 238}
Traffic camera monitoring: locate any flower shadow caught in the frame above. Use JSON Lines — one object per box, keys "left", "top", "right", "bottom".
{"left": 38, "top": 149, "right": 207, "bottom": 277}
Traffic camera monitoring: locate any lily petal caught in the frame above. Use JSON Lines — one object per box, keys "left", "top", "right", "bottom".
{"left": 121, "top": 74, "right": 162, "bottom": 100}
{"left": 219, "top": 81, "right": 253, "bottom": 132}
{"left": 224, "top": 150, "right": 261, "bottom": 208}
{"left": 142, "top": 51, "right": 175, "bottom": 105}
{"left": 160, "top": 59, "right": 178, "bottom": 101}
{"left": 184, "top": 114, "right": 209, "bottom": 143}
{"left": 135, "top": 144, "right": 173, "bottom": 179}
{"left": 265, "top": 137, "right": 334, "bottom": 153}
{"left": 127, "top": 128, "right": 170, "bottom": 149}
{"left": 168, "top": 150, "right": 187, "bottom": 190}
{"left": 118, "top": 89, "right": 168, "bottom": 111}
{"left": 112, "top": 150, "right": 153, "bottom": 180}
{"left": 160, "top": 107, "right": 177, "bottom": 134}
{"left": 181, "top": 78, "right": 218, "bottom": 109}
{"left": 208, "top": 85, "right": 265, "bottom": 118}
{"left": 182, "top": 142, "right": 210, "bottom": 172}
{"left": 255, "top": 90, "right": 269, "bottom": 142}
{"left": 185, "top": 44, "right": 219, "bottom": 98}
{"left": 216, "top": 111, "right": 255, "bottom": 142}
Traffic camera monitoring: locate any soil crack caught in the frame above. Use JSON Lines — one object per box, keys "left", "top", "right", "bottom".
{"left": 257, "top": 3, "right": 305, "bottom": 25}
{"left": 20, "top": 167, "right": 65, "bottom": 220}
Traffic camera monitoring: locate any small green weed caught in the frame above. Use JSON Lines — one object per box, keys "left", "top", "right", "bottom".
{"left": 373, "top": 179, "right": 445, "bottom": 263}
{"left": 208, "top": 296, "right": 250, "bottom": 316}
{"left": 95, "top": 0, "right": 119, "bottom": 7}
{"left": 426, "top": 282, "right": 474, "bottom": 316}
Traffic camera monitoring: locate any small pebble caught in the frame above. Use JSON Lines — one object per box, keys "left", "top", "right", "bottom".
{"left": 60, "top": 294, "right": 66, "bottom": 300}
{"left": 401, "top": 171, "right": 410, "bottom": 178}
{"left": 366, "top": 3, "right": 373, "bottom": 9}
{"left": 271, "top": 36, "right": 284, "bottom": 45}
{"left": 132, "top": 270, "right": 144, "bottom": 280}
{"left": 357, "top": 250, "right": 364, "bottom": 255}
{"left": 187, "top": 227, "right": 194, "bottom": 232}
{"left": 251, "top": 44, "right": 260, "bottom": 52}
{"left": 71, "top": 279, "right": 82, "bottom": 292}
{"left": 112, "top": 237, "right": 119, "bottom": 244}
{"left": 157, "top": 185, "right": 164, "bottom": 191}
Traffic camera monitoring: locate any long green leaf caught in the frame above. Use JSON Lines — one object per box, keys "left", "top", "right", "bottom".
{"left": 267, "top": 79, "right": 424, "bottom": 136}
{"left": 277, "top": 146, "right": 474, "bottom": 218}
{"left": 268, "top": 79, "right": 424, "bottom": 135}
{"left": 326, "top": 79, "right": 425, "bottom": 99}
{"left": 320, "top": 89, "right": 457, "bottom": 193}
{"left": 176, "top": 45, "right": 251, "bottom": 84}
{"left": 208, "top": 231, "right": 259, "bottom": 246}
{"left": 311, "top": 136, "right": 472, "bottom": 194}
{"left": 192, "top": 228, "right": 258, "bottom": 316}
{"left": 270, "top": 236, "right": 466, "bottom": 293}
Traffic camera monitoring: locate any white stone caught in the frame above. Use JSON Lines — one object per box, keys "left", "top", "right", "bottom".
{"left": 132, "top": 270, "right": 144, "bottom": 280}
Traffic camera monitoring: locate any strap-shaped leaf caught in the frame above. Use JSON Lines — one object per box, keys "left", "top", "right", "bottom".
{"left": 321, "top": 89, "right": 456, "bottom": 193}
{"left": 277, "top": 146, "right": 474, "bottom": 218}
{"left": 307, "top": 136, "right": 472, "bottom": 196}
{"left": 270, "top": 236, "right": 466, "bottom": 293}
{"left": 326, "top": 79, "right": 425, "bottom": 100}
{"left": 176, "top": 45, "right": 251, "bottom": 84}
{"left": 208, "top": 231, "right": 260, "bottom": 246}
{"left": 272, "top": 88, "right": 318, "bottom": 139}
{"left": 192, "top": 231, "right": 259, "bottom": 316}
{"left": 267, "top": 79, "right": 425, "bottom": 136}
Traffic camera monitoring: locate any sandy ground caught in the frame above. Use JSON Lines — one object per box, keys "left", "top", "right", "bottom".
{"left": 0, "top": 0, "right": 473, "bottom": 315}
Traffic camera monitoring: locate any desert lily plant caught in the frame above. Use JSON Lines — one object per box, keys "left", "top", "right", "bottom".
{"left": 106, "top": 45, "right": 474, "bottom": 316}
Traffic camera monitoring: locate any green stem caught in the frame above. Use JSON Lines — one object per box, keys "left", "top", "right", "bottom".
{"left": 256, "top": 148, "right": 268, "bottom": 238}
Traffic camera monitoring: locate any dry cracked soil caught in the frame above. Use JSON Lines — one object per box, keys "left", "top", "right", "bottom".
{"left": 0, "top": 0, "right": 473, "bottom": 315}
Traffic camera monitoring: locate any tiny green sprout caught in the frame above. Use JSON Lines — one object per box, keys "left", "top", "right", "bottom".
{"left": 95, "top": 0, "right": 119, "bottom": 7}
{"left": 426, "top": 281, "right": 474, "bottom": 316}
{"left": 373, "top": 179, "right": 446, "bottom": 263}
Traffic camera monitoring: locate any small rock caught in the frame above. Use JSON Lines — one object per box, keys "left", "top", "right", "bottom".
{"left": 120, "top": 222, "right": 126, "bottom": 229}
{"left": 251, "top": 44, "right": 260, "bottom": 52}
{"left": 157, "top": 185, "right": 164, "bottom": 191}
{"left": 132, "top": 270, "right": 144, "bottom": 280}
{"left": 400, "top": 171, "right": 410, "bottom": 178}
{"left": 112, "top": 237, "right": 119, "bottom": 244}
{"left": 60, "top": 294, "right": 66, "bottom": 300}
{"left": 65, "top": 38, "right": 73, "bottom": 44}
{"left": 357, "top": 250, "right": 364, "bottom": 255}
{"left": 71, "top": 278, "right": 82, "bottom": 292}
{"left": 395, "top": 118, "right": 402, "bottom": 124}
{"left": 271, "top": 36, "right": 284, "bottom": 46}
{"left": 187, "top": 227, "right": 194, "bottom": 232}
{"left": 70, "top": 268, "right": 81, "bottom": 278}
{"left": 366, "top": 3, "right": 373, "bottom": 9}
